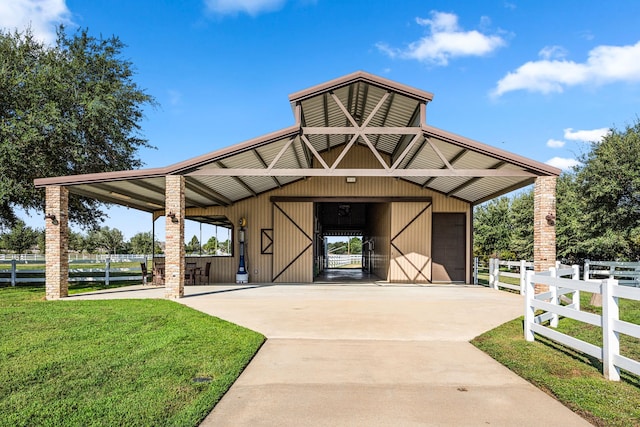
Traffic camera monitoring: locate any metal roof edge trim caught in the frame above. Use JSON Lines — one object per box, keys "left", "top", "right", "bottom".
{"left": 288, "top": 71, "right": 435, "bottom": 104}
{"left": 34, "top": 167, "right": 169, "bottom": 188}
{"left": 421, "top": 125, "right": 562, "bottom": 176}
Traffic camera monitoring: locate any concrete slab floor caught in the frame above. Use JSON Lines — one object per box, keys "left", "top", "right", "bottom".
{"left": 69, "top": 284, "right": 591, "bottom": 426}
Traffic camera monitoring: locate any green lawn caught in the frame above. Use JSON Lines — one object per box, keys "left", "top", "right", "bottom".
{"left": 472, "top": 291, "right": 640, "bottom": 426}
{"left": 0, "top": 285, "right": 265, "bottom": 427}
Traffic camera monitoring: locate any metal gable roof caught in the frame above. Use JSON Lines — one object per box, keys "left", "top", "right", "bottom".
{"left": 34, "top": 71, "right": 560, "bottom": 214}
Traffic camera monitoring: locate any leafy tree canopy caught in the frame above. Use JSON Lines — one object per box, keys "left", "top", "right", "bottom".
{"left": 0, "top": 26, "right": 156, "bottom": 229}
{"left": 474, "top": 119, "right": 640, "bottom": 262}
{"left": 130, "top": 231, "right": 159, "bottom": 254}
{"left": 0, "top": 220, "right": 40, "bottom": 254}
{"left": 575, "top": 120, "right": 640, "bottom": 260}
{"left": 88, "top": 226, "right": 124, "bottom": 254}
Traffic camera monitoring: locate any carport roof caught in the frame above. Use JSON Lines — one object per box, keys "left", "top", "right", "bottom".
{"left": 34, "top": 71, "right": 560, "bottom": 212}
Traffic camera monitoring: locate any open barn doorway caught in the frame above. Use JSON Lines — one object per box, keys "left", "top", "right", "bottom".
{"left": 314, "top": 201, "right": 381, "bottom": 284}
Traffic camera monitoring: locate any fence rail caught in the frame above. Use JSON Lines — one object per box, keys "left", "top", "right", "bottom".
{"left": 0, "top": 253, "right": 153, "bottom": 263}
{"left": 524, "top": 267, "right": 640, "bottom": 381}
{"left": 584, "top": 260, "right": 640, "bottom": 287}
{"left": 487, "top": 259, "right": 535, "bottom": 294}
{"left": 327, "top": 254, "right": 362, "bottom": 268}
{"left": 0, "top": 257, "right": 151, "bottom": 286}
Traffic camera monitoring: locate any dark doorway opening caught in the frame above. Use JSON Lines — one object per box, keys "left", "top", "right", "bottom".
{"left": 314, "top": 202, "right": 380, "bottom": 283}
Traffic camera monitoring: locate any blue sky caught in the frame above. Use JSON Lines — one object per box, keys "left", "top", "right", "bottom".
{"left": 4, "top": 0, "right": 640, "bottom": 241}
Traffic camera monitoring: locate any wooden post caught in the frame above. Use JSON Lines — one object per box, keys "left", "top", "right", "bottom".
{"left": 10, "top": 259, "right": 17, "bottom": 287}
{"left": 549, "top": 267, "right": 559, "bottom": 328}
{"left": 602, "top": 278, "right": 620, "bottom": 381}
{"left": 524, "top": 270, "right": 535, "bottom": 342}
{"left": 519, "top": 259, "right": 526, "bottom": 295}
{"left": 571, "top": 264, "right": 580, "bottom": 311}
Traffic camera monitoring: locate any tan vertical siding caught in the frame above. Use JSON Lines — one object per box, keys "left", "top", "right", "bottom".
{"left": 389, "top": 202, "right": 432, "bottom": 283}
{"left": 272, "top": 202, "right": 313, "bottom": 283}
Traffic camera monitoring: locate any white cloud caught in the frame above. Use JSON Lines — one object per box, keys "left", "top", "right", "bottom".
{"left": 376, "top": 11, "right": 506, "bottom": 66}
{"left": 539, "top": 45, "right": 567, "bottom": 60}
{"left": 546, "top": 157, "right": 581, "bottom": 171}
{"left": 0, "top": 0, "right": 71, "bottom": 44}
{"left": 493, "top": 40, "right": 640, "bottom": 96}
{"left": 564, "top": 127, "right": 610, "bottom": 142}
{"left": 546, "top": 139, "right": 565, "bottom": 148}
{"left": 205, "top": 0, "right": 286, "bottom": 16}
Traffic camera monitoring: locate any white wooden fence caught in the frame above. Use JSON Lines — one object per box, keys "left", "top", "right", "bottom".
{"left": 524, "top": 266, "right": 640, "bottom": 381}
{"left": 487, "top": 259, "right": 534, "bottom": 294}
{"left": 0, "top": 257, "right": 151, "bottom": 286}
{"left": 327, "top": 254, "right": 362, "bottom": 268}
{"left": 584, "top": 260, "right": 640, "bottom": 287}
{"left": 0, "top": 253, "right": 152, "bottom": 262}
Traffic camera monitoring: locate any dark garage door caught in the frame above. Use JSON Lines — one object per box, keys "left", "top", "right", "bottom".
{"left": 432, "top": 213, "right": 466, "bottom": 282}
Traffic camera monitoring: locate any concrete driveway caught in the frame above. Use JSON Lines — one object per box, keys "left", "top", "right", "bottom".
{"left": 71, "top": 284, "right": 590, "bottom": 426}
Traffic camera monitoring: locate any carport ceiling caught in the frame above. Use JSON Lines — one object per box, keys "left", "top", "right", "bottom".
{"left": 34, "top": 71, "right": 560, "bottom": 212}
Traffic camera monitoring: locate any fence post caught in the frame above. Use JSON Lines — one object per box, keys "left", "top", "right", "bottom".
{"left": 572, "top": 264, "right": 580, "bottom": 311}
{"left": 105, "top": 258, "right": 110, "bottom": 286}
{"left": 584, "top": 259, "right": 590, "bottom": 281}
{"left": 489, "top": 258, "right": 495, "bottom": 289}
{"left": 602, "top": 278, "right": 620, "bottom": 381}
{"left": 519, "top": 259, "right": 526, "bottom": 295}
{"left": 11, "top": 259, "right": 17, "bottom": 287}
{"left": 473, "top": 257, "right": 479, "bottom": 285}
{"left": 524, "top": 270, "right": 535, "bottom": 342}
{"left": 549, "top": 267, "right": 559, "bottom": 328}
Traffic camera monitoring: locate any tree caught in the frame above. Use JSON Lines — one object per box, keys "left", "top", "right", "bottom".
{"left": 185, "top": 235, "right": 200, "bottom": 254}
{"left": 575, "top": 120, "right": 640, "bottom": 260}
{"left": 348, "top": 237, "right": 362, "bottom": 254}
{"left": 218, "top": 239, "right": 231, "bottom": 255}
{"left": 473, "top": 197, "right": 513, "bottom": 259}
{"left": 328, "top": 241, "right": 347, "bottom": 254}
{"left": 89, "top": 226, "right": 124, "bottom": 254}
{"left": 202, "top": 236, "right": 219, "bottom": 254}
{"left": 0, "top": 220, "right": 40, "bottom": 254}
{"left": 509, "top": 189, "right": 533, "bottom": 260}
{"left": 0, "top": 27, "right": 156, "bottom": 229}
{"left": 556, "top": 173, "right": 588, "bottom": 263}
{"left": 130, "top": 231, "right": 155, "bottom": 254}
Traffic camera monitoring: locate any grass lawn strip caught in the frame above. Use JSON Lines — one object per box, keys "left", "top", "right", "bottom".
{"left": 0, "top": 286, "right": 265, "bottom": 427}
{"left": 472, "top": 290, "right": 640, "bottom": 427}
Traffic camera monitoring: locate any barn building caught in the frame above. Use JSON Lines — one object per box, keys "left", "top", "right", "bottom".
{"left": 35, "top": 71, "right": 560, "bottom": 299}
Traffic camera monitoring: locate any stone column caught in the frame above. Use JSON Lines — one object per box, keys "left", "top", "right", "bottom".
{"left": 45, "top": 186, "right": 69, "bottom": 300}
{"left": 165, "top": 175, "right": 185, "bottom": 298}
{"left": 534, "top": 176, "right": 557, "bottom": 293}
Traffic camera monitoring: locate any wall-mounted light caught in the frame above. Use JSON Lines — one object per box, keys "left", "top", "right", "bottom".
{"left": 346, "top": 176, "right": 357, "bottom": 183}
{"left": 545, "top": 212, "right": 556, "bottom": 226}
{"left": 44, "top": 213, "right": 58, "bottom": 225}
{"left": 167, "top": 211, "right": 179, "bottom": 223}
